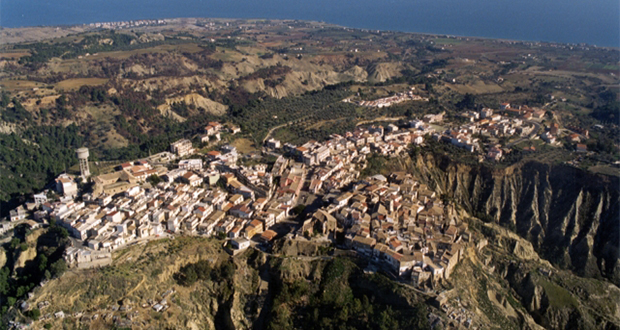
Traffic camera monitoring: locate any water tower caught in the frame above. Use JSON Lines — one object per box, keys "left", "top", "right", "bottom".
{"left": 76, "top": 147, "right": 91, "bottom": 180}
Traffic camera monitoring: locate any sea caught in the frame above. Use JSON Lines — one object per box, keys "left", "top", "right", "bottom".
{"left": 1, "top": 0, "right": 619, "bottom": 48}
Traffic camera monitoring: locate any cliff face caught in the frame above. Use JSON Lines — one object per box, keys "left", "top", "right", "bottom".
{"left": 476, "top": 222, "right": 620, "bottom": 329}
{"left": 411, "top": 154, "right": 620, "bottom": 285}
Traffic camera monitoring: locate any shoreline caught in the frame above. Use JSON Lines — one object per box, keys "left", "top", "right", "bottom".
{"left": 1, "top": 17, "right": 618, "bottom": 50}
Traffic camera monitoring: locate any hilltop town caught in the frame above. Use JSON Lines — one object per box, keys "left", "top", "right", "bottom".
{"left": 2, "top": 112, "right": 475, "bottom": 286}
{"left": 1, "top": 93, "right": 606, "bottom": 280}
{"left": 1, "top": 17, "right": 618, "bottom": 330}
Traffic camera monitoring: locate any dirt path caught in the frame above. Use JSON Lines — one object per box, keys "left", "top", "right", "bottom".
{"left": 356, "top": 116, "right": 405, "bottom": 126}
{"left": 125, "top": 274, "right": 147, "bottom": 298}
{"left": 262, "top": 118, "right": 306, "bottom": 143}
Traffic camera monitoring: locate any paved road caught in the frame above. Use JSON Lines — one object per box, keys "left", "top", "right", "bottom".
{"left": 262, "top": 119, "right": 302, "bottom": 144}
{"left": 263, "top": 115, "right": 407, "bottom": 144}
{"left": 506, "top": 120, "right": 542, "bottom": 148}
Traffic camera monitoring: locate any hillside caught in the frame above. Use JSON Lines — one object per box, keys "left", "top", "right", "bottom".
{"left": 9, "top": 218, "right": 618, "bottom": 329}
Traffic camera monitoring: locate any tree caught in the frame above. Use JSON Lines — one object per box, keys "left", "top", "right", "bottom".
{"left": 37, "top": 254, "right": 48, "bottom": 272}
{"left": 425, "top": 82, "right": 434, "bottom": 93}
{"left": 183, "top": 267, "right": 198, "bottom": 286}
{"left": 147, "top": 174, "right": 163, "bottom": 186}
{"left": 456, "top": 93, "right": 476, "bottom": 110}
{"left": 27, "top": 308, "right": 41, "bottom": 320}
{"left": 9, "top": 238, "right": 21, "bottom": 250}
{"left": 0, "top": 267, "right": 9, "bottom": 295}
{"left": 291, "top": 204, "right": 306, "bottom": 216}
{"left": 50, "top": 259, "right": 67, "bottom": 278}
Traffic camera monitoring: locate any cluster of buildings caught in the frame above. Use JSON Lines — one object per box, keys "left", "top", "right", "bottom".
{"left": 266, "top": 121, "right": 438, "bottom": 197}
{"left": 199, "top": 121, "right": 241, "bottom": 144}
{"left": 86, "top": 19, "right": 167, "bottom": 30}
{"left": 301, "top": 171, "right": 470, "bottom": 288}
{"left": 199, "top": 121, "right": 223, "bottom": 143}
{"left": 434, "top": 106, "right": 539, "bottom": 160}
{"left": 344, "top": 89, "right": 429, "bottom": 108}
{"left": 4, "top": 116, "right": 466, "bottom": 278}
{"left": 499, "top": 103, "right": 546, "bottom": 119}
{"left": 543, "top": 122, "right": 590, "bottom": 153}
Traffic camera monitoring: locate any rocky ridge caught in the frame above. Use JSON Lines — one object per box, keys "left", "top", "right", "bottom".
{"left": 408, "top": 153, "right": 620, "bottom": 286}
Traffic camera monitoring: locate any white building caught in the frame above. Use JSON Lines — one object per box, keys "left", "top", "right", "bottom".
{"left": 179, "top": 159, "right": 203, "bottom": 171}
{"left": 170, "top": 139, "right": 194, "bottom": 157}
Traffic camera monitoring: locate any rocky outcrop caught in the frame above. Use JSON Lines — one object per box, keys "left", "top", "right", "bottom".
{"left": 157, "top": 93, "right": 228, "bottom": 117}
{"left": 271, "top": 238, "right": 332, "bottom": 257}
{"left": 473, "top": 221, "right": 620, "bottom": 329}
{"left": 410, "top": 154, "right": 620, "bottom": 285}
{"left": 0, "top": 248, "right": 6, "bottom": 269}
{"left": 366, "top": 62, "right": 404, "bottom": 83}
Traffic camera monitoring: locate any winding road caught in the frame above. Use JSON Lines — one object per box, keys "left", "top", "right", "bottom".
{"left": 506, "top": 120, "right": 542, "bottom": 148}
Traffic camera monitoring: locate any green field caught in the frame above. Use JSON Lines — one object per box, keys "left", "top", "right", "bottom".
{"left": 433, "top": 38, "right": 464, "bottom": 45}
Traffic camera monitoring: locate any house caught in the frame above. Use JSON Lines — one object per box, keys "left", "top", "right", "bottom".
{"left": 9, "top": 206, "right": 27, "bottom": 222}
{"left": 229, "top": 194, "right": 244, "bottom": 205}
{"left": 178, "top": 159, "right": 203, "bottom": 171}
{"left": 486, "top": 146, "right": 503, "bottom": 161}
{"left": 426, "top": 260, "right": 444, "bottom": 280}
{"left": 576, "top": 144, "right": 588, "bottom": 153}
{"left": 532, "top": 109, "right": 546, "bottom": 119}
{"left": 243, "top": 219, "right": 264, "bottom": 239}
{"left": 194, "top": 205, "right": 213, "bottom": 219}
{"left": 541, "top": 132, "right": 556, "bottom": 143}
{"left": 33, "top": 193, "right": 48, "bottom": 206}
{"left": 352, "top": 236, "right": 376, "bottom": 255}
{"left": 268, "top": 208, "right": 287, "bottom": 224}
{"left": 549, "top": 123, "right": 559, "bottom": 135}
{"left": 228, "top": 225, "right": 243, "bottom": 238}
{"left": 170, "top": 139, "right": 194, "bottom": 157}
{"left": 204, "top": 125, "right": 218, "bottom": 136}
{"left": 208, "top": 121, "right": 223, "bottom": 132}
{"left": 230, "top": 204, "right": 253, "bottom": 219}
{"left": 184, "top": 217, "right": 201, "bottom": 233}
{"left": 266, "top": 138, "right": 281, "bottom": 149}
{"left": 0, "top": 221, "right": 14, "bottom": 236}
{"left": 106, "top": 211, "right": 123, "bottom": 223}
{"left": 309, "top": 179, "right": 323, "bottom": 194}
{"left": 181, "top": 171, "right": 203, "bottom": 187}
{"left": 231, "top": 237, "right": 250, "bottom": 250}
{"left": 259, "top": 229, "right": 278, "bottom": 243}
{"left": 207, "top": 150, "right": 222, "bottom": 161}
{"left": 56, "top": 176, "right": 78, "bottom": 198}
{"left": 215, "top": 219, "right": 236, "bottom": 235}
{"left": 334, "top": 192, "right": 353, "bottom": 208}
{"left": 229, "top": 125, "right": 241, "bottom": 134}
{"left": 480, "top": 108, "right": 493, "bottom": 118}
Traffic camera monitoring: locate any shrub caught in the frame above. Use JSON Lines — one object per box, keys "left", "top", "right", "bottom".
{"left": 26, "top": 308, "right": 41, "bottom": 320}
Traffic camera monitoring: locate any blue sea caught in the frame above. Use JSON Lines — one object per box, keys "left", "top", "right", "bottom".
{"left": 1, "top": 0, "right": 619, "bottom": 47}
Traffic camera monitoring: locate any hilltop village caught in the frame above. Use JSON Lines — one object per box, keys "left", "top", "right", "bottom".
{"left": 3, "top": 97, "right": 597, "bottom": 288}
{"left": 3, "top": 110, "right": 480, "bottom": 291}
